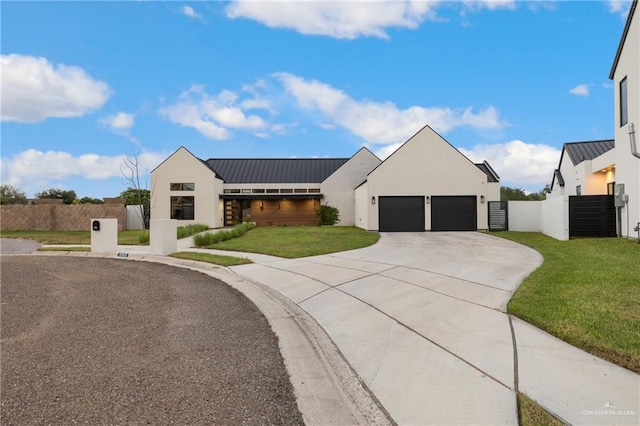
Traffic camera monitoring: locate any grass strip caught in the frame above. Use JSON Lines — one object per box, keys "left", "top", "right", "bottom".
{"left": 169, "top": 251, "right": 252, "bottom": 267}
{"left": 517, "top": 393, "right": 564, "bottom": 426}
{"left": 210, "top": 226, "right": 380, "bottom": 258}
{"left": 494, "top": 232, "right": 640, "bottom": 373}
{"left": 37, "top": 247, "right": 91, "bottom": 252}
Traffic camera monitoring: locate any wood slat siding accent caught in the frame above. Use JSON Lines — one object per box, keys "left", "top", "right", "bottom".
{"left": 250, "top": 199, "right": 319, "bottom": 227}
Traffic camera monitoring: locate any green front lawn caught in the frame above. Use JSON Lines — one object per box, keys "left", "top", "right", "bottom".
{"left": 495, "top": 232, "right": 640, "bottom": 373}
{"left": 169, "top": 252, "right": 252, "bottom": 267}
{"left": 208, "top": 226, "right": 380, "bottom": 258}
{"left": 0, "top": 230, "right": 146, "bottom": 245}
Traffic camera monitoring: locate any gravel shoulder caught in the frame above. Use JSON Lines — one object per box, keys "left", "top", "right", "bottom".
{"left": 1, "top": 256, "right": 303, "bottom": 425}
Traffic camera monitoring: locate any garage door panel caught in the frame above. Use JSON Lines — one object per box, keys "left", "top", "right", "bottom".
{"left": 431, "top": 196, "right": 476, "bottom": 231}
{"left": 379, "top": 196, "right": 424, "bottom": 232}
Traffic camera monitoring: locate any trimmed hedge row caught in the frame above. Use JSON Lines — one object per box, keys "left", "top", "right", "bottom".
{"left": 193, "top": 222, "right": 255, "bottom": 247}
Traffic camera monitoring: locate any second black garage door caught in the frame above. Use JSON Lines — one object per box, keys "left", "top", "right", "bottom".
{"left": 431, "top": 196, "right": 477, "bottom": 231}
{"left": 379, "top": 196, "right": 425, "bottom": 232}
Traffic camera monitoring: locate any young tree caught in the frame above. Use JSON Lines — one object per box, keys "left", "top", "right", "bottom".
{"left": 34, "top": 188, "right": 77, "bottom": 204}
{"left": 0, "top": 184, "right": 28, "bottom": 205}
{"left": 120, "top": 146, "right": 150, "bottom": 228}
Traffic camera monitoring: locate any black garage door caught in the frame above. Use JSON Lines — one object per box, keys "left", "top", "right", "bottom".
{"left": 431, "top": 196, "right": 477, "bottom": 231}
{"left": 379, "top": 196, "right": 425, "bottom": 232}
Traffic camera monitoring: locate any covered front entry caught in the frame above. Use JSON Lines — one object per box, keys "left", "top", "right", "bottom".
{"left": 379, "top": 196, "right": 425, "bottom": 232}
{"left": 431, "top": 196, "right": 477, "bottom": 231}
{"left": 222, "top": 195, "right": 322, "bottom": 227}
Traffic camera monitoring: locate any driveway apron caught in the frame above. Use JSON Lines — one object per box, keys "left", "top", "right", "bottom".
{"left": 232, "top": 232, "right": 640, "bottom": 425}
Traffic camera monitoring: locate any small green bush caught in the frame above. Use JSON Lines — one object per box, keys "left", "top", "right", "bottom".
{"left": 193, "top": 222, "right": 255, "bottom": 247}
{"left": 177, "top": 223, "right": 209, "bottom": 239}
{"left": 318, "top": 204, "right": 340, "bottom": 226}
{"left": 138, "top": 230, "right": 150, "bottom": 244}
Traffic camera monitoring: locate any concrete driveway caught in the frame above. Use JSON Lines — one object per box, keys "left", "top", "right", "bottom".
{"left": 231, "top": 232, "right": 640, "bottom": 425}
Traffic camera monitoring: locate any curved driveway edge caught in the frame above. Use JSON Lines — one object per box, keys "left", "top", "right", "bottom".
{"left": 0, "top": 238, "right": 40, "bottom": 254}
{"left": 230, "top": 232, "right": 640, "bottom": 425}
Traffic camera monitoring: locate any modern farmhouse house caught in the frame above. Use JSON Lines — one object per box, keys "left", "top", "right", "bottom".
{"left": 151, "top": 125, "right": 500, "bottom": 232}
{"left": 549, "top": 0, "right": 639, "bottom": 238}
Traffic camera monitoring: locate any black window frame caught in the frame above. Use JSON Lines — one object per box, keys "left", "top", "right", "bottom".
{"left": 170, "top": 182, "right": 195, "bottom": 191}
{"left": 620, "top": 77, "right": 628, "bottom": 127}
{"left": 171, "top": 196, "right": 195, "bottom": 220}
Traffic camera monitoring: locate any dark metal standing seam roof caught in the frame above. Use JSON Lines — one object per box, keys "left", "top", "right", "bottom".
{"left": 565, "top": 140, "right": 615, "bottom": 166}
{"left": 204, "top": 158, "right": 350, "bottom": 183}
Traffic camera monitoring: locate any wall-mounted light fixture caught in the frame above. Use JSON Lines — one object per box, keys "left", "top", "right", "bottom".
{"left": 371, "top": 196, "right": 376, "bottom": 205}
{"left": 259, "top": 201, "right": 264, "bottom": 209}
{"left": 426, "top": 196, "right": 430, "bottom": 204}
{"left": 480, "top": 195, "right": 486, "bottom": 203}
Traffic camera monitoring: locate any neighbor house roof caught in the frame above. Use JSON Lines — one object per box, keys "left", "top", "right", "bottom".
{"left": 610, "top": 0, "right": 637, "bottom": 79}
{"left": 204, "top": 158, "right": 349, "bottom": 183}
{"left": 553, "top": 169, "right": 565, "bottom": 187}
{"left": 475, "top": 161, "right": 500, "bottom": 183}
{"left": 564, "top": 140, "right": 615, "bottom": 166}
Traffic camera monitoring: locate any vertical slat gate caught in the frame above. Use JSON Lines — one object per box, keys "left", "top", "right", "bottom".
{"left": 569, "top": 195, "right": 616, "bottom": 237}
{"left": 488, "top": 201, "right": 508, "bottom": 231}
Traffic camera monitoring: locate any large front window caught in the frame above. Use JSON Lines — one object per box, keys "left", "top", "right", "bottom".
{"left": 171, "top": 196, "right": 194, "bottom": 220}
{"left": 620, "top": 77, "right": 628, "bottom": 127}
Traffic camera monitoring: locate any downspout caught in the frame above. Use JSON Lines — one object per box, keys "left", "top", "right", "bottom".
{"left": 630, "top": 123, "right": 640, "bottom": 159}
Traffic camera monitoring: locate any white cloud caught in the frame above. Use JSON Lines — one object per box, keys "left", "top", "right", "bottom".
{"left": 159, "top": 85, "right": 269, "bottom": 140}
{"left": 275, "top": 72, "right": 505, "bottom": 146}
{"left": 459, "top": 140, "right": 561, "bottom": 187}
{"left": 0, "top": 149, "right": 166, "bottom": 195}
{"left": 1, "top": 54, "right": 110, "bottom": 123}
{"left": 569, "top": 84, "right": 590, "bottom": 97}
{"left": 181, "top": 5, "right": 202, "bottom": 20}
{"left": 100, "top": 112, "right": 134, "bottom": 130}
{"left": 462, "top": 0, "right": 516, "bottom": 12}
{"left": 225, "top": 0, "right": 440, "bottom": 39}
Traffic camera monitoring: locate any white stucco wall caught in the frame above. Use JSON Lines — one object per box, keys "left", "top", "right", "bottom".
{"left": 354, "top": 183, "right": 369, "bottom": 230}
{"left": 612, "top": 4, "right": 640, "bottom": 238}
{"left": 321, "top": 148, "right": 381, "bottom": 226}
{"left": 150, "top": 147, "right": 223, "bottom": 228}
{"left": 508, "top": 201, "right": 542, "bottom": 232}
{"left": 487, "top": 182, "right": 501, "bottom": 202}
{"left": 540, "top": 195, "right": 569, "bottom": 241}
{"left": 363, "top": 126, "right": 492, "bottom": 231}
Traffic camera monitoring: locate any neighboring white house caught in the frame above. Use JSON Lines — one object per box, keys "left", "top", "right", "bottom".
{"left": 151, "top": 125, "right": 500, "bottom": 231}
{"left": 548, "top": 0, "right": 639, "bottom": 238}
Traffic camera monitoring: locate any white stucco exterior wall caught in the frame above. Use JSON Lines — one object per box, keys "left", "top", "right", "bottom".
{"left": 150, "top": 147, "right": 224, "bottom": 228}
{"left": 321, "top": 148, "right": 381, "bottom": 226}
{"left": 612, "top": 3, "right": 640, "bottom": 238}
{"left": 363, "top": 126, "right": 492, "bottom": 231}
{"left": 540, "top": 195, "right": 569, "bottom": 241}
{"left": 508, "top": 201, "right": 542, "bottom": 232}
{"left": 354, "top": 183, "right": 369, "bottom": 230}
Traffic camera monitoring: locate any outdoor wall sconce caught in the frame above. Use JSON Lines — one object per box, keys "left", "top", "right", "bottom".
{"left": 371, "top": 196, "right": 376, "bottom": 205}
{"left": 259, "top": 201, "right": 264, "bottom": 209}
{"left": 480, "top": 195, "right": 486, "bottom": 203}
{"left": 426, "top": 196, "right": 430, "bottom": 204}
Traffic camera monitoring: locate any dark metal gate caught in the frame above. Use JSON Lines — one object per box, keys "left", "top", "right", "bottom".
{"left": 488, "top": 201, "right": 508, "bottom": 231}
{"left": 569, "top": 195, "right": 616, "bottom": 237}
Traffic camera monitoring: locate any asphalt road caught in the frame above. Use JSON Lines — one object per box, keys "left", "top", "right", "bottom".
{"left": 1, "top": 256, "right": 303, "bottom": 425}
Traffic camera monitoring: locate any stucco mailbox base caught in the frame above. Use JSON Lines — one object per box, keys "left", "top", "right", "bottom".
{"left": 150, "top": 219, "right": 177, "bottom": 255}
{"left": 91, "top": 218, "right": 118, "bottom": 253}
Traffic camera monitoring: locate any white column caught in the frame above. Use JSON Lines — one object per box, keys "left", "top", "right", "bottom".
{"left": 150, "top": 219, "right": 178, "bottom": 255}
{"left": 90, "top": 218, "right": 118, "bottom": 253}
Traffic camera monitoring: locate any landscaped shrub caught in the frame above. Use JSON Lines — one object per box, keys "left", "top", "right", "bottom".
{"left": 177, "top": 223, "right": 209, "bottom": 239}
{"left": 138, "top": 230, "right": 150, "bottom": 244}
{"left": 318, "top": 204, "right": 340, "bottom": 226}
{"left": 193, "top": 222, "right": 255, "bottom": 247}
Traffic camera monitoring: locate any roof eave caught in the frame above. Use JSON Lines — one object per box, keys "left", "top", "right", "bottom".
{"left": 609, "top": 0, "right": 637, "bottom": 79}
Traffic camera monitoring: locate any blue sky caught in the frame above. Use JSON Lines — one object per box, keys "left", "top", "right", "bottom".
{"left": 1, "top": 0, "right": 632, "bottom": 199}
